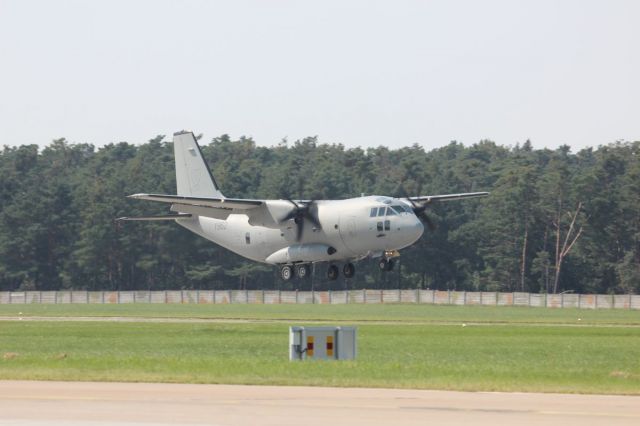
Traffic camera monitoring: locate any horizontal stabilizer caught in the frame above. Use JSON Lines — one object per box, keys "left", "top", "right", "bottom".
{"left": 116, "top": 213, "right": 192, "bottom": 222}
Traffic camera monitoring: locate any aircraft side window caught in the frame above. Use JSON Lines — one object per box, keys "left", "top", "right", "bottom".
{"left": 384, "top": 220, "right": 390, "bottom": 231}
{"left": 377, "top": 207, "right": 386, "bottom": 217}
{"left": 377, "top": 221, "right": 383, "bottom": 231}
{"left": 245, "top": 232, "right": 251, "bottom": 244}
{"left": 386, "top": 207, "right": 397, "bottom": 216}
{"left": 370, "top": 207, "right": 377, "bottom": 217}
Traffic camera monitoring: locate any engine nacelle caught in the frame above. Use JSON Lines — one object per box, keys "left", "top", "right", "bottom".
{"left": 265, "top": 244, "right": 337, "bottom": 264}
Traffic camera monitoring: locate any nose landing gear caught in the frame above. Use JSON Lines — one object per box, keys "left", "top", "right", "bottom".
{"left": 378, "top": 257, "right": 395, "bottom": 271}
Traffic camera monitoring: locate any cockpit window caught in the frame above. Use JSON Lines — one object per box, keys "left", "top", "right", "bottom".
{"left": 370, "top": 207, "right": 377, "bottom": 217}
{"left": 391, "top": 205, "right": 405, "bottom": 214}
{"left": 386, "top": 207, "right": 397, "bottom": 216}
{"left": 377, "top": 207, "right": 386, "bottom": 217}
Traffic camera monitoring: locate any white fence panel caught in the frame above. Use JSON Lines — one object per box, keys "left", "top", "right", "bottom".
{"left": 514, "top": 292, "right": 529, "bottom": 306}
{"left": 434, "top": 291, "right": 449, "bottom": 304}
{"left": 198, "top": 290, "right": 214, "bottom": 304}
{"left": 529, "top": 293, "right": 545, "bottom": 308}
{"left": 382, "top": 290, "right": 400, "bottom": 303}
{"left": 41, "top": 291, "right": 57, "bottom": 304}
{"left": 70, "top": 291, "right": 88, "bottom": 303}
{"left": 280, "top": 291, "right": 297, "bottom": 304}
{"left": 165, "top": 291, "right": 181, "bottom": 304}
{"left": 579, "top": 294, "right": 595, "bottom": 309}
{"left": 149, "top": 291, "right": 165, "bottom": 303}
{"left": 465, "top": 292, "right": 481, "bottom": 305}
{"left": 546, "top": 294, "right": 562, "bottom": 308}
{"left": 24, "top": 291, "right": 40, "bottom": 303}
{"left": 596, "top": 294, "right": 613, "bottom": 309}
{"left": 247, "top": 290, "right": 263, "bottom": 304}
{"left": 314, "top": 291, "right": 330, "bottom": 304}
{"left": 231, "top": 291, "right": 247, "bottom": 304}
{"left": 330, "top": 291, "right": 348, "bottom": 304}
{"left": 365, "top": 290, "right": 382, "bottom": 304}
{"left": 497, "top": 293, "right": 513, "bottom": 306}
{"left": 263, "top": 290, "right": 280, "bottom": 304}
{"left": 419, "top": 290, "right": 434, "bottom": 304}
{"left": 133, "top": 291, "right": 149, "bottom": 303}
{"left": 214, "top": 290, "right": 231, "bottom": 304}
{"left": 88, "top": 292, "right": 104, "bottom": 304}
{"left": 297, "top": 291, "right": 313, "bottom": 304}
{"left": 481, "top": 292, "right": 497, "bottom": 306}
{"left": 349, "top": 290, "right": 365, "bottom": 304}
{"left": 450, "top": 291, "right": 466, "bottom": 306}
{"left": 0, "top": 292, "right": 9, "bottom": 304}
{"left": 119, "top": 291, "right": 134, "bottom": 304}
{"left": 562, "top": 294, "right": 579, "bottom": 308}
{"left": 631, "top": 295, "right": 640, "bottom": 310}
{"left": 400, "top": 290, "right": 418, "bottom": 303}
{"left": 614, "top": 295, "right": 631, "bottom": 309}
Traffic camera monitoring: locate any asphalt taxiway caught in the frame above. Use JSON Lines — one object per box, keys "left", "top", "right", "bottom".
{"left": 0, "top": 381, "right": 638, "bottom": 426}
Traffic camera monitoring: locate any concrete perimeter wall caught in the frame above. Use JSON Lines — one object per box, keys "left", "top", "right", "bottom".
{"left": 0, "top": 290, "right": 639, "bottom": 309}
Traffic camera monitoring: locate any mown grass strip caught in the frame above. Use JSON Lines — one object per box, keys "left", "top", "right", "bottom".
{"left": 1, "top": 303, "right": 639, "bottom": 326}
{"left": 1, "top": 318, "right": 639, "bottom": 394}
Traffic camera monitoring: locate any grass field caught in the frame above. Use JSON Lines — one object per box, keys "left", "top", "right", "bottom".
{"left": 1, "top": 304, "right": 639, "bottom": 394}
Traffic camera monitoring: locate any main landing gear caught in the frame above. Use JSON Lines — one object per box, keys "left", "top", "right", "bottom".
{"left": 280, "top": 264, "right": 311, "bottom": 281}
{"left": 327, "top": 262, "right": 355, "bottom": 280}
{"left": 280, "top": 262, "right": 356, "bottom": 281}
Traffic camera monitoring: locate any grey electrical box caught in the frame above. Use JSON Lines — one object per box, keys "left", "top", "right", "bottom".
{"left": 289, "top": 326, "right": 357, "bottom": 361}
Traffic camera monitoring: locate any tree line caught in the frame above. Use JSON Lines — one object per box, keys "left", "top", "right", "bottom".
{"left": 0, "top": 134, "right": 638, "bottom": 294}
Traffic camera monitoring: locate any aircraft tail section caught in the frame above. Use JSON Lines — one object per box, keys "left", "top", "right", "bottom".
{"left": 173, "top": 131, "right": 224, "bottom": 198}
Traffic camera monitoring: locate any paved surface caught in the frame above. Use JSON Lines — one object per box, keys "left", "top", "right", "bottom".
{"left": 0, "top": 381, "right": 639, "bottom": 426}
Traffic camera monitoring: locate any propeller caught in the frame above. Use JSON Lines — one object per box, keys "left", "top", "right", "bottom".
{"left": 279, "top": 199, "right": 322, "bottom": 241}
{"left": 406, "top": 198, "right": 436, "bottom": 231}
{"left": 394, "top": 183, "right": 437, "bottom": 231}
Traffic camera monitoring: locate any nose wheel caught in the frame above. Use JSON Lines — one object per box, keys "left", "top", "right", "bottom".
{"left": 378, "top": 258, "right": 395, "bottom": 271}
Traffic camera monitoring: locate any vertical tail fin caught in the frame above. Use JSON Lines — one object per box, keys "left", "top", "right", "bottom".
{"left": 173, "top": 131, "right": 224, "bottom": 198}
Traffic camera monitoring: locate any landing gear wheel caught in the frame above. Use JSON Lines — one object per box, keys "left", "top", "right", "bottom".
{"left": 295, "top": 264, "right": 310, "bottom": 279}
{"left": 280, "top": 265, "right": 293, "bottom": 281}
{"left": 343, "top": 263, "right": 355, "bottom": 278}
{"left": 327, "top": 265, "right": 339, "bottom": 281}
{"left": 378, "top": 258, "right": 389, "bottom": 271}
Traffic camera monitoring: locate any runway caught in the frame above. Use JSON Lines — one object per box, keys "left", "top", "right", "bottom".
{"left": 0, "top": 381, "right": 638, "bottom": 426}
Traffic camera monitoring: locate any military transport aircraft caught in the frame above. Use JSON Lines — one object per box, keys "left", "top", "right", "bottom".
{"left": 119, "top": 131, "right": 488, "bottom": 281}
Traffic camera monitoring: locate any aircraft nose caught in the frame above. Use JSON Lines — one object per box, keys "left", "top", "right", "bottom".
{"left": 406, "top": 216, "right": 424, "bottom": 245}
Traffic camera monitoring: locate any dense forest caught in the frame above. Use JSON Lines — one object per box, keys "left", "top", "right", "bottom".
{"left": 0, "top": 135, "right": 638, "bottom": 294}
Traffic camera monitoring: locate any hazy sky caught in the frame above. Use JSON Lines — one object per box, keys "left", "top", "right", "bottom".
{"left": 1, "top": 0, "right": 638, "bottom": 150}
